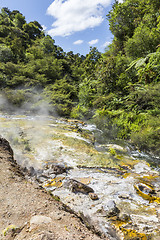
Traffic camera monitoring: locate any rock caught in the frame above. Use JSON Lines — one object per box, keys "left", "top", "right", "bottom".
{"left": 37, "top": 176, "right": 49, "bottom": 183}
{"left": 28, "top": 232, "right": 55, "bottom": 240}
{"left": 0, "top": 137, "right": 14, "bottom": 161}
{"left": 43, "top": 169, "right": 56, "bottom": 178}
{"left": 89, "top": 192, "right": 99, "bottom": 200}
{"left": 45, "top": 164, "right": 66, "bottom": 175}
{"left": 106, "top": 144, "right": 126, "bottom": 152}
{"left": 156, "top": 191, "right": 160, "bottom": 198}
{"left": 133, "top": 162, "right": 151, "bottom": 173}
{"left": 103, "top": 200, "right": 120, "bottom": 218}
{"left": 28, "top": 166, "right": 36, "bottom": 177}
{"left": 30, "top": 215, "right": 52, "bottom": 226}
{"left": 67, "top": 179, "right": 94, "bottom": 194}
{"left": 118, "top": 213, "right": 130, "bottom": 222}
{"left": 52, "top": 164, "right": 66, "bottom": 174}
{"left": 50, "top": 174, "right": 56, "bottom": 179}
{"left": 118, "top": 194, "right": 130, "bottom": 200}
{"left": 36, "top": 169, "right": 43, "bottom": 175}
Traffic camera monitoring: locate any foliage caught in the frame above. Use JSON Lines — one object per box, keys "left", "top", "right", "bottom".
{"left": 125, "top": 23, "right": 160, "bottom": 59}
{"left": 127, "top": 51, "right": 160, "bottom": 84}
{"left": 0, "top": 4, "right": 160, "bottom": 156}
{"left": 43, "top": 76, "right": 77, "bottom": 116}
{"left": 0, "top": 44, "right": 13, "bottom": 62}
{"left": 3, "top": 88, "right": 32, "bottom": 107}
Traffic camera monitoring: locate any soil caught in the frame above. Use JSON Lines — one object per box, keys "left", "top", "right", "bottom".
{"left": 0, "top": 137, "right": 107, "bottom": 240}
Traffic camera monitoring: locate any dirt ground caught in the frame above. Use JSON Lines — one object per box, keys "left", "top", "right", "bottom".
{"left": 0, "top": 137, "right": 107, "bottom": 240}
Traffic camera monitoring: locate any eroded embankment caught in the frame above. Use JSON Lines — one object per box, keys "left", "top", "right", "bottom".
{"left": 0, "top": 137, "right": 106, "bottom": 240}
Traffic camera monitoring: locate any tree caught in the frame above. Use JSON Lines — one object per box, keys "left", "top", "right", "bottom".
{"left": 13, "top": 13, "right": 26, "bottom": 29}
{"left": 107, "top": 0, "right": 141, "bottom": 46}
{"left": 44, "top": 76, "right": 77, "bottom": 116}
{"left": 41, "top": 35, "right": 55, "bottom": 54}
{"left": 81, "top": 47, "right": 101, "bottom": 76}
{"left": 107, "top": 0, "right": 160, "bottom": 51}
{"left": 23, "top": 21, "right": 44, "bottom": 40}
{"left": 125, "top": 19, "right": 160, "bottom": 59}
{"left": 0, "top": 7, "right": 11, "bottom": 17}
{"left": 0, "top": 44, "right": 13, "bottom": 62}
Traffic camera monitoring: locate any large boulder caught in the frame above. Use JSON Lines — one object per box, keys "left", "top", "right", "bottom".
{"left": 67, "top": 179, "right": 94, "bottom": 194}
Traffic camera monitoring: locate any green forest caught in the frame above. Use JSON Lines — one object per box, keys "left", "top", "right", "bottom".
{"left": 0, "top": 0, "right": 160, "bottom": 156}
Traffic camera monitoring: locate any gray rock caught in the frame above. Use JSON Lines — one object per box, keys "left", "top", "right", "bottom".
{"left": 50, "top": 174, "right": 56, "bottom": 179}
{"left": 28, "top": 232, "right": 55, "bottom": 240}
{"left": 28, "top": 166, "right": 36, "bottom": 176}
{"left": 51, "top": 164, "right": 66, "bottom": 174}
{"left": 36, "top": 175, "right": 49, "bottom": 183}
{"left": 44, "top": 164, "right": 66, "bottom": 175}
{"left": 67, "top": 179, "right": 94, "bottom": 194}
{"left": 30, "top": 215, "right": 52, "bottom": 226}
{"left": 118, "top": 213, "right": 130, "bottom": 222}
{"left": 103, "top": 200, "right": 120, "bottom": 218}
{"left": 118, "top": 193, "right": 130, "bottom": 200}
{"left": 43, "top": 169, "right": 56, "bottom": 177}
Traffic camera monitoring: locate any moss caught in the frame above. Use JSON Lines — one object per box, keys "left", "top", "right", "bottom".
{"left": 112, "top": 216, "right": 150, "bottom": 240}
{"left": 44, "top": 176, "right": 65, "bottom": 188}
{"left": 112, "top": 217, "right": 131, "bottom": 228}
{"left": 116, "top": 155, "right": 123, "bottom": 160}
{"left": 134, "top": 185, "right": 160, "bottom": 204}
{"left": 109, "top": 147, "right": 117, "bottom": 156}
{"left": 142, "top": 175, "right": 159, "bottom": 180}
{"left": 123, "top": 172, "right": 132, "bottom": 178}
{"left": 120, "top": 228, "right": 148, "bottom": 240}
{"left": 138, "top": 175, "right": 160, "bottom": 187}
{"left": 52, "top": 194, "right": 61, "bottom": 201}
{"left": 118, "top": 200, "right": 157, "bottom": 217}
{"left": 2, "top": 225, "right": 19, "bottom": 236}
{"left": 64, "top": 225, "right": 69, "bottom": 231}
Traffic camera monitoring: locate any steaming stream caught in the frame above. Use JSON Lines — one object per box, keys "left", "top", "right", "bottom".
{"left": 0, "top": 113, "right": 160, "bottom": 239}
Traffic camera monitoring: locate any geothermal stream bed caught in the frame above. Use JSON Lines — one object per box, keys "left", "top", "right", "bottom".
{"left": 0, "top": 113, "right": 160, "bottom": 239}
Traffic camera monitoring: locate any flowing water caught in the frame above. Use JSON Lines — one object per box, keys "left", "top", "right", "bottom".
{"left": 0, "top": 112, "right": 160, "bottom": 240}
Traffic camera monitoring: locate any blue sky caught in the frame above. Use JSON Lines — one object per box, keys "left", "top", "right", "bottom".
{"left": 0, "top": 0, "right": 121, "bottom": 55}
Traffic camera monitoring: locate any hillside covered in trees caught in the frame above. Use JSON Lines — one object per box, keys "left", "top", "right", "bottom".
{"left": 0, "top": 0, "right": 160, "bottom": 156}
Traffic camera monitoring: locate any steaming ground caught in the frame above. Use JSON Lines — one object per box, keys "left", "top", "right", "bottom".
{"left": 0, "top": 90, "right": 58, "bottom": 117}
{"left": 0, "top": 91, "right": 59, "bottom": 169}
{"left": 0, "top": 110, "right": 160, "bottom": 239}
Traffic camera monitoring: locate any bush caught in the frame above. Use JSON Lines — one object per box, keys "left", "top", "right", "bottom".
{"left": 4, "top": 89, "right": 26, "bottom": 106}
{"left": 43, "top": 77, "right": 77, "bottom": 116}
{"left": 0, "top": 44, "right": 13, "bottom": 63}
{"left": 131, "top": 116, "right": 160, "bottom": 156}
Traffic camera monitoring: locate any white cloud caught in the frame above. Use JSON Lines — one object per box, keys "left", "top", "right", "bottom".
{"left": 103, "top": 41, "right": 111, "bottom": 47}
{"left": 47, "top": 0, "right": 112, "bottom": 37}
{"left": 88, "top": 39, "right": 99, "bottom": 45}
{"left": 73, "top": 40, "right": 84, "bottom": 45}
{"left": 42, "top": 25, "right": 47, "bottom": 31}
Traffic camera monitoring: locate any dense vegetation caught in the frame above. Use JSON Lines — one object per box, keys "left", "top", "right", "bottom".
{"left": 0, "top": 0, "right": 160, "bottom": 156}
